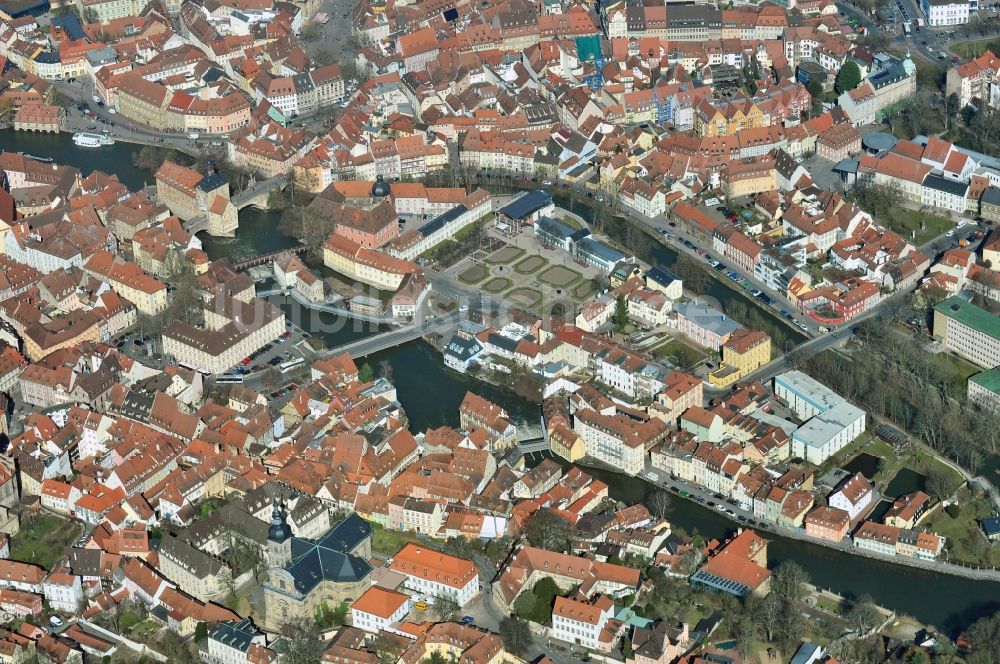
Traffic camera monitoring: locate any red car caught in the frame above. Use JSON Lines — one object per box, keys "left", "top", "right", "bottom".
{"left": 282, "top": 331, "right": 292, "bottom": 338}
{"left": 241, "top": 357, "right": 252, "bottom": 365}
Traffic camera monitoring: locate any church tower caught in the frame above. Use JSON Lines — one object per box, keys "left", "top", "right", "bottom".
{"left": 266, "top": 503, "right": 292, "bottom": 568}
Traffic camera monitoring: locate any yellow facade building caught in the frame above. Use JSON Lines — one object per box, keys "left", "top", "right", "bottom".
{"left": 548, "top": 423, "right": 584, "bottom": 462}
{"left": 709, "top": 329, "right": 771, "bottom": 387}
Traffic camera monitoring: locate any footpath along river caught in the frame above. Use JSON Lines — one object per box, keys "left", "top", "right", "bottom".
{"left": 5, "top": 129, "right": 999, "bottom": 633}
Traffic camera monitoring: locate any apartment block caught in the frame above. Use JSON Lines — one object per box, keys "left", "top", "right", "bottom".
{"left": 932, "top": 296, "right": 1000, "bottom": 369}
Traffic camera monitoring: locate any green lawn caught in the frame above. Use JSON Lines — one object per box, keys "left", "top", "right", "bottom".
{"left": 371, "top": 524, "right": 421, "bottom": 556}
{"left": 920, "top": 490, "right": 1000, "bottom": 567}
{"left": 556, "top": 215, "right": 584, "bottom": 230}
{"left": 930, "top": 350, "right": 980, "bottom": 383}
{"left": 10, "top": 514, "right": 81, "bottom": 570}
{"left": 653, "top": 340, "right": 706, "bottom": 370}
{"left": 128, "top": 620, "right": 163, "bottom": 646}
{"left": 949, "top": 38, "right": 1000, "bottom": 59}
{"left": 883, "top": 209, "right": 955, "bottom": 246}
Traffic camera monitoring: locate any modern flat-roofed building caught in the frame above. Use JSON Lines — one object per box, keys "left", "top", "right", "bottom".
{"left": 933, "top": 296, "right": 1000, "bottom": 369}
{"left": 968, "top": 368, "right": 1000, "bottom": 411}
{"left": 575, "top": 236, "right": 628, "bottom": 273}
{"left": 791, "top": 400, "right": 866, "bottom": 464}
{"left": 775, "top": 370, "right": 866, "bottom": 464}
{"left": 774, "top": 370, "right": 844, "bottom": 420}
{"left": 534, "top": 215, "right": 588, "bottom": 252}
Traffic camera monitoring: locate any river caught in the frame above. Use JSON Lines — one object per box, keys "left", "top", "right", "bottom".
{"left": 6, "top": 130, "right": 999, "bottom": 632}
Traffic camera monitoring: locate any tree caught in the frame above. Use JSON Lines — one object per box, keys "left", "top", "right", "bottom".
{"left": 963, "top": 610, "right": 1000, "bottom": 664}
{"left": 227, "top": 537, "right": 265, "bottom": 582}
{"left": 280, "top": 205, "right": 334, "bottom": 259}
{"left": 300, "top": 24, "right": 321, "bottom": 41}
{"left": 194, "top": 622, "right": 208, "bottom": 642}
{"left": 925, "top": 467, "right": 954, "bottom": 502}
{"left": 499, "top": 616, "right": 532, "bottom": 655}
{"left": 434, "top": 593, "right": 461, "bottom": 622}
{"left": 846, "top": 594, "right": 881, "bottom": 636}
{"left": 155, "top": 631, "right": 199, "bottom": 664}
{"left": 314, "top": 46, "right": 338, "bottom": 66}
{"left": 373, "top": 632, "right": 403, "bottom": 663}
{"left": 835, "top": 61, "right": 862, "bottom": 94}
{"left": 670, "top": 254, "right": 710, "bottom": 293}
{"left": 774, "top": 600, "right": 805, "bottom": 652}
{"left": 523, "top": 509, "right": 574, "bottom": 553}
{"left": 513, "top": 577, "right": 561, "bottom": 623}
{"left": 358, "top": 362, "right": 375, "bottom": 383}
{"left": 733, "top": 616, "right": 756, "bottom": 659}
{"left": 945, "top": 92, "right": 960, "bottom": 131}
{"left": 806, "top": 78, "right": 824, "bottom": 115}
{"left": 677, "top": 548, "right": 703, "bottom": 575}
{"left": 133, "top": 145, "right": 187, "bottom": 173}
{"left": 771, "top": 561, "right": 809, "bottom": 602}
{"left": 164, "top": 247, "right": 199, "bottom": 326}
{"left": 613, "top": 295, "right": 629, "bottom": 330}
{"left": 850, "top": 179, "right": 901, "bottom": 223}
{"left": 648, "top": 489, "right": 672, "bottom": 518}
{"left": 281, "top": 618, "right": 324, "bottom": 664}
{"left": 755, "top": 594, "right": 781, "bottom": 641}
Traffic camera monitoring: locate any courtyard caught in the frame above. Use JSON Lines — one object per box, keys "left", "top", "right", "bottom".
{"left": 451, "top": 225, "right": 606, "bottom": 316}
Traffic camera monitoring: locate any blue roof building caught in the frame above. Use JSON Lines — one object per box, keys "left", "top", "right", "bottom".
{"left": 443, "top": 334, "right": 483, "bottom": 373}
{"left": 260, "top": 514, "right": 374, "bottom": 629}
{"left": 980, "top": 515, "right": 1000, "bottom": 541}
{"left": 52, "top": 15, "right": 86, "bottom": 41}
{"left": 575, "top": 236, "right": 627, "bottom": 272}
{"left": 496, "top": 190, "right": 554, "bottom": 231}
{"left": 209, "top": 618, "right": 265, "bottom": 658}
{"left": 534, "top": 215, "right": 589, "bottom": 252}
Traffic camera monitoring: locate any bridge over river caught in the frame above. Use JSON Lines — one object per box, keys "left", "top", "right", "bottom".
{"left": 183, "top": 175, "right": 289, "bottom": 234}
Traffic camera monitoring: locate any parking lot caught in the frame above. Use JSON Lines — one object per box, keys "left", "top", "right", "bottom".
{"left": 111, "top": 319, "right": 308, "bottom": 385}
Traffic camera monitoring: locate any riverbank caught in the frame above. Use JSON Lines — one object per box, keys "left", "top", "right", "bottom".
{"left": 3, "top": 130, "right": 999, "bottom": 632}
{"left": 573, "top": 455, "right": 1000, "bottom": 582}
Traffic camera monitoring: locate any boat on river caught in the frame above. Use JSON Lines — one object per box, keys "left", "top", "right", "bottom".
{"left": 18, "top": 152, "right": 53, "bottom": 162}
{"left": 72, "top": 132, "right": 115, "bottom": 148}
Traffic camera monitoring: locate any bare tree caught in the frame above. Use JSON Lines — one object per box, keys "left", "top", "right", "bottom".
{"left": 648, "top": 489, "right": 672, "bottom": 519}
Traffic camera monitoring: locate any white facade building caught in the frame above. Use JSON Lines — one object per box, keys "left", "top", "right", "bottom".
{"left": 41, "top": 573, "right": 83, "bottom": 613}
{"left": 921, "top": 0, "right": 969, "bottom": 25}
{"left": 550, "top": 596, "right": 614, "bottom": 650}
{"left": 351, "top": 586, "right": 410, "bottom": 634}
